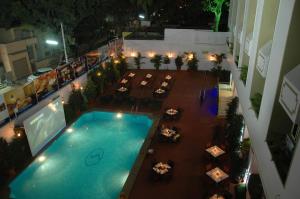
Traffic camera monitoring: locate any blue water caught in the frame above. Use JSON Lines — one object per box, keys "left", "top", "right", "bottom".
{"left": 10, "top": 111, "right": 153, "bottom": 199}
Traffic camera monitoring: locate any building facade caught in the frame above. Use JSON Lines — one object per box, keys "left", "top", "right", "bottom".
{"left": 228, "top": 0, "right": 300, "bottom": 198}
{"left": 0, "top": 26, "right": 60, "bottom": 81}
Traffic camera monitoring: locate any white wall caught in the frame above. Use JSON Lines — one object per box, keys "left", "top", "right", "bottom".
{"left": 124, "top": 29, "right": 231, "bottom": 71}
{"left": 230, "top": 0, "right": 300, "bottom": 198}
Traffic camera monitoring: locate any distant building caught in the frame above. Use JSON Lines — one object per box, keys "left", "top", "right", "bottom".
{"left": 0, "top": 26, "right": 60, "bottom": 82}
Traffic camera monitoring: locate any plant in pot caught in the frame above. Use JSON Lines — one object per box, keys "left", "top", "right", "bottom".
{"left": 175, "top": 55, "right": 183, "bottom": 70}
{"left": 250, "top": 93, "right": 262, "bottom": 116}
{"left": 163, "top": 55, "right": 170, "bottom": 70}
{"left": 240, "top": 65, "right": 248, "bottom": 85}
{"left": 150, "top": 54, "right": 162, "bottom": 70}
{"left": 133, "top": 52, "right": 144, "bottom": 69}
{"left": 186, "top": 53, "right": 198, "bottom": 71}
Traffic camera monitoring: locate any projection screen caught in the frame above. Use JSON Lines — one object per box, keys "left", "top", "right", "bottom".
{"left": 23, "top": 97, "right": 66, "bottom": 156}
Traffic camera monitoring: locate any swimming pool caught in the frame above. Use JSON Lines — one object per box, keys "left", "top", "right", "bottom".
{"left": 10, "top": 111, "right": 153, "bottom": 199}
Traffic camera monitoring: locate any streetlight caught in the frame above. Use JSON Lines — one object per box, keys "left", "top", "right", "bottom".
{"left": 138, "top": 14, "right": 145, "bottom": 19}
{"left": 45, "top": 22, "right": 68, "bottom": 64}
{"left": 45, "top": 40, "right": 58, "bottom": 45}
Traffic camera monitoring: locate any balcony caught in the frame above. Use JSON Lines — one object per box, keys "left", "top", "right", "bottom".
{"left": 256, "top": 40, "right": 272, "bottom": 77}
{"left": 279, "top": 64, "right": 300, "bottom": 124}
{"left": 244, "top": 32, "right": 253, "bottom": 56}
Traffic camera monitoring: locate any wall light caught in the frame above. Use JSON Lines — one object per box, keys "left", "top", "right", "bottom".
{"left": 167, "top": 53, "right": 173, "bottom": 58}
{"left": 209, "top": 55, "right": 217, "bottom": 61}
{"left": 130, "top": 52, "right": 137, "bottom": 57}
{"left": 148, "top": 52, "right": 155, "bottom": 58}
{"left": 188, "top": 53, "right": 194, "bottom": 60}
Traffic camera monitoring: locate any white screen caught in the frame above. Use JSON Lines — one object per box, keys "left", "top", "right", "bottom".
{"left": 23, "top": 97, "right": 66, "bottom": 156}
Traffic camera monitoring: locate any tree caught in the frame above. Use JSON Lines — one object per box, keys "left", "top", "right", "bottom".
{"left": 134, "top": 52, "right": 145, "bottom": 69}
{"left": 226, "top": 96, "right": 239, "bottom": 124}
{"left": 83, "top": 78, "right": 98, "bottom": 102}
{"left": 202, "top": 0, "right": 229, "bottom": 32}
{"left": 150, "top": 54, "right": 162, "bottom": 70}
{"left": 130, "top": 0, "right": 153, "bottom": 19}
{"left": 175, "top": 55, "right": 184, "bottom": 70}
{"left": 68, "top": 90, "right": 87, "bottom": 113}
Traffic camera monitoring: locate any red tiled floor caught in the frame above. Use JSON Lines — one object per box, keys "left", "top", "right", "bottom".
{"left": 98, "top": 69, "right": 225, "bottom": 199}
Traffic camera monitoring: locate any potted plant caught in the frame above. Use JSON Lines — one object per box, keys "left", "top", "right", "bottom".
{"left": 150, "top": 54, "right": 162, "bottom": 70}
{"left": 175, "top": 55, "right": 183, "bottom": 70}
{"left": 250, "top": 93, "right": 262, "bottom": 116}
{"left": 240, "top": 65, "right": 248, "bottom": 85}
{"left": 163, "top": 55, "right": 170, "bottom": 70}
{"left": 134, "top": 52, "right": 144, "bottom": 69}
{"left": 186, "top": 53, "right": 198, "bottom": 71}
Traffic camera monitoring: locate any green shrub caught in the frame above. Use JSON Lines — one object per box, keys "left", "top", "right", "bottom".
{"left": 240, "top": 65, "right": 248, "bottom": 85}
{"left": 83, "top": 78, "right": 98, "bottom": 101}
{"left": 68, "top": 90, "right": 87, "bottom": 113}
{"left": 251, "top": 93, "right": 262, "bottom": 116}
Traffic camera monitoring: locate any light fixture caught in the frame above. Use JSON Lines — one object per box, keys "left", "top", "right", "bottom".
{"left": 209, "top": 55, "right": 217, "bottom": 61}
{"left": 38, "top": 155, "right": 46, "bottom": 162}
{"left": 116, "top": 113, "right": 123, "bottom": 118}
{"left": 66, "top": 128, "right": 73, "bottom": 133}
{"left": 17, "top": 133, "right": 21, "bottom": 137}
{"left": 148, "top": 52, "right": 155, "bottom": 58}
{"left": 80, "top": 86, "right": 83, "bottom": 90}
{"left": 97, "top": 72, "right": 102, "bottom": 77}
{"left": 114, "top": 60, "right": 120, "bottom": 64}
{"left": 45, "top": 40, "right": 58, "bottom": 45}
{"left": 188, "top": 53, "right": 194, "bottom": 60}
{"left": 138, "top": 14, "right": 145, "bottom": 19}
{"left": 167, "top": 53, "right": 173, "bottom": 58}
{"left": 130, "top": 52, "right": 137, "bottom": 57}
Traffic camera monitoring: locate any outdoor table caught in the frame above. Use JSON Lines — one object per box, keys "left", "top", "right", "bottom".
{"left": 166, "top": 108, "right": 178, "bottom": 115}
{"left": 140, "top": 80, "right": 148, "bottom": 86}
{"left": 206, "top": 145, "right": 225, "bottom": 158}
{"left": 146, "top": 73, "right": 152, "bottom": 79}
{"left": 161, "top": 81, "right": 168, "bottom": 87}
{"left": 206, "top": 167, "right": 229, "bottom": 183}
{"left": 155, "top": 88, "right": 166, "bottom": 94}
{"left": 165, "top": 75, "right": 172, "bottom": 80}
{"left": 128, "top": 72, "right": 135, "bottom": 78}
{"left": 117, "top": 87, "right": 128, "bottom": 92}
{"left": 153, "top": 162, "right": 171, "bottom": 175}
{"left": 120, "top": 78, "right": 128, "bottom": 84}
{"left": 161, "top": 128, "right": 176, "bottom": 137}
{"left": 209, "top": 194, "right": 225, "bottom": 199}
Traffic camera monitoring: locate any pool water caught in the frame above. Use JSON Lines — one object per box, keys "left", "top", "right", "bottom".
{"left": 10, "top": 111, "right": 153, "bottom": 199}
